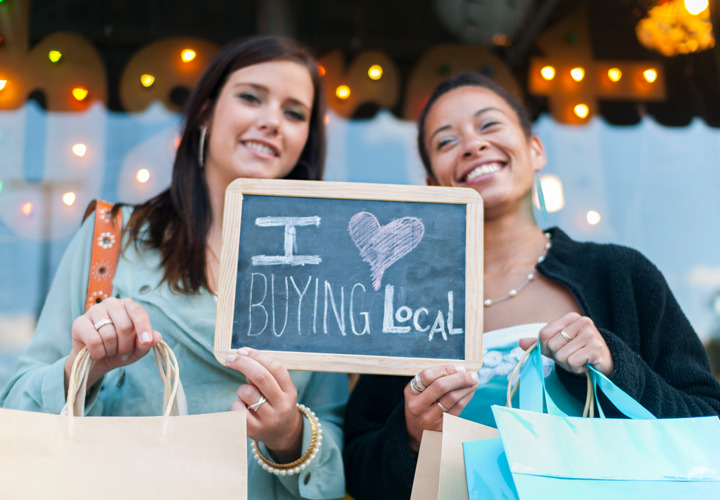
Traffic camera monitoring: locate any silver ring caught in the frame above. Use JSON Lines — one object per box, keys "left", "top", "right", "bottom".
{"left": 410, "top": 378, "right": 422, "bottom": 395}
{"left": 413, "top": 374, "right": 426, "bottom": 391}
{"left": 93, "top": 318, "right": 113, "bottom": 331}
{"left": 437, "top": 401, "right": 450, "bottom": 412}
{"left": 247, "top": 396, "right": 267, "bottom": 411}
{"left": 559, "top": 329, "right": 571, "bottom": 342}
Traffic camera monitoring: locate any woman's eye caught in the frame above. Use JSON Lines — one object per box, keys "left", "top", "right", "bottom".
{"left": 480, "top": 120, "right": 500, "bottom": 130}
{"left": 239, "top": 92, "right": 260, "bottom": 103}
{"left": 436, "top": 137, "right": 455, "bottom": 150}
{"left": 285, "top": 109, "right": 307, "bottom": 122}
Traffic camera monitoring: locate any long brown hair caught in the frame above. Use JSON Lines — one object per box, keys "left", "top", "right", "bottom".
{"left": 124, "top": 35, "right": 326, "bottom": 294}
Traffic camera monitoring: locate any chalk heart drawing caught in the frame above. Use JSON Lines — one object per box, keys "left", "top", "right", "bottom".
{"left": 348, "top": 211, "right": 425, "bottom": 291}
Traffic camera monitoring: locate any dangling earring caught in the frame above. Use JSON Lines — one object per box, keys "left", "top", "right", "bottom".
{"left": 198, "top": 125, "right": 208, "bottom": 168}
{"left": 535, "top": 171, "right": 548, "bottom": 221}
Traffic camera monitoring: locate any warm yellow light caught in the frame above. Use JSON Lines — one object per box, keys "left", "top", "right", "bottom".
{"left": 72, "top": 87, "right": 89, "bottom": 101}
{"left": 685, "top": 0, "right": 708, "bottom": 15}
{"left": 335, "top": 85, "right": 351, "bottom": 99}
{"left": 586, "top": 210, "right": 602, "bottom": 225}
{"left": 368, "top": 65, "right": 383, "bottom": 80}
{"left": 0, "top": 80, "right": 7, "bottom": 91}
{"left": 136, "top": 168, "right": 150, "bottom": 183}
{"left": 72, "top": 144, "right": 87, "bottom": 157}
{"left": 62, "top": 192, "right": 76, "bottom": 206}
{"left": 21, "top": 202, "right": 34, "bottom": 216}
{"left": 181, "top": 49, "right": 196, "bottom": 63}
{"left": 570, "top": 67, "right": 585, "bottom": 82}
{"left": 607, "top": 68, "right": 622, "bottom": 82}
{"left": 574, "top": 103, "right": 590, "bottom": 119}
{"left": 48, "top": 50, "right": 63, "bottom": 63}
{"left": 643, "top": 69, "right": 658, "bottom": 83}
{"left": 534, "top": 174, "right": 565, "bottom": 213}
{"left": 140, "top": 74, "right": 155, "bottom": 87}
{"left": 540, "top": 66, "right": 556, "bottom": 80}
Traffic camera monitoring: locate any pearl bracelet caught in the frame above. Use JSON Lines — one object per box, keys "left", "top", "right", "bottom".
{"left": 250, "top": 403, "right": 323, "bottom": 476}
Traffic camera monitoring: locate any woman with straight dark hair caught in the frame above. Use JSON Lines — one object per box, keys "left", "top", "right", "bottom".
{"left": 1, "top": 35, "right": 347, "bottom": 499}
{"left": 344, "top": 72, "right": 720, "bottom": 499}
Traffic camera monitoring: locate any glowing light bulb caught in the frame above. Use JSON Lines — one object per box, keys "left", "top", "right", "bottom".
{"left": 534, "top": 174, "right": 565, "bottom": 213}
{"left": 48, "top": 50, "right": 63, "bottom": 63}
{"left": 21, "top": 202, "right": 34, "bottom": 216}
{"left": 72, "top": 144, "right": 87, "bottom": 157}
{"left": 136, "top": 168, "right": 150, "bottom": 183}
{"left": 643, "top": 69, "right": 658, "bottom": 83}
{"left": 540, "top": 66, "right": 556, "bottom": 80}
{"left": 140, "top": 74, "right": 155, "bottom": 87}
{"left": 574, "top": 103, "right": 590, "bottom": 119}
{"left": 685, "top": 0, "right": 708, "bottom": 15}
{"left": 0, "top": 80, "right": 7, "bottom": 92}
{"left": 586, "top": 210, "right": 601, "bottom": 225}
{"left": 181, "top": 49, "right": 196, "bottom": 63}
{"left": 607, "top": 68, "right": 622, "bottom": 82}
{"left": 72, "top": 87, "right": 89, "bottom": 101}
{"left": 368, "top": 65, "right": 383, "bottom": 80}
{"left": 570, "top": 67, "right": 585, "bottom": 82}
{"left": 335, "top": 85, "right": 351, "bottom": 100}
{"left": 318, "top": 64, "right": 326, "bottom": 77}
{"left": 62, "top": 192, "right": 76, "bottom": 206}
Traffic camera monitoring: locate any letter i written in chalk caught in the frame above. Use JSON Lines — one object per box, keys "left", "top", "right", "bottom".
{"left": 252, "top": 216, "right": 322, "bottom": 266}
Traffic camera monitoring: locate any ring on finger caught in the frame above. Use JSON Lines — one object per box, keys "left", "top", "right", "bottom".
{"left": 437, "top": 401, "right": 450, "bottom": 412}
{"left": 559, "top": 329, "right": 571, "bottom": 342}
{"left": 94, "top": 318, "right": 113, "bottom": 331}
{"left": 247, "top": 396, "right": 267, "bottom": 411}
{"left": 413, "top": 374, "right": 426, "bottom": 391}
{"left": 410, "top": 378, "right": 422, "bottom": 395}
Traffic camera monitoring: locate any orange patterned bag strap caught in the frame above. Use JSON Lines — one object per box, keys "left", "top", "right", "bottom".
{"left": 83, "top": 200, "right": 123, "bottom": 313}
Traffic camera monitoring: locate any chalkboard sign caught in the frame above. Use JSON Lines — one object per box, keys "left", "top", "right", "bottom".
{"left": 214, "top": 179, "right": 483, "bottom": 375}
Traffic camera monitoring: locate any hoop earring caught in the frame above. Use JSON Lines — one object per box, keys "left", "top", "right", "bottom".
{"left": 198, "top": 125, "right": 208, "bottom": 168}
{"left": 535, "top": 171, "right": 548, "bottom": 221}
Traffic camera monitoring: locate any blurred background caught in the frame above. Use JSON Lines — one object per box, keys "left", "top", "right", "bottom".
{"left": 2, "top": 0, "right": 720, "bottom": 384}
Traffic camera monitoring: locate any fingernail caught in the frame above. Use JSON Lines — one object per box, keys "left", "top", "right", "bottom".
{"left": 471, "top": 372, "right": 478, "bottom": 383}
{"left": 140, "top": 331, "right": 152, "bottom": 343}
{"left": 226, "top": 354, "right": 237, "bottom": 364}
{"left": 238, "top": 348, "right": 249, "bottom": 356}
{"left": 121, "top": 354, "right": 130, "bottom": 362}
{"left": 455, "top": 365, "right": 467, "bottom": 373}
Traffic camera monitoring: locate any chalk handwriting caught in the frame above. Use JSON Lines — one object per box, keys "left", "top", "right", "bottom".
{"left": 252, "top": 216, "right": 322, "bottom": 266}
{"left": 348, "top": 212, "right": 424, "bottom": 291}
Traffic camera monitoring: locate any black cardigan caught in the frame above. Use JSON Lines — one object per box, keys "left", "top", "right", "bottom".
{"left": 343, "top": 227, "right": 720, "bottom": 500}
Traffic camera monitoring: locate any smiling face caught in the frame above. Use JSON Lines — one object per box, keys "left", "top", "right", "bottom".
{"left": 423, "top": 85, "right": 546, "bottom": 217}
{"left": 203, "top": 60, "right": 314, "bottom": 194}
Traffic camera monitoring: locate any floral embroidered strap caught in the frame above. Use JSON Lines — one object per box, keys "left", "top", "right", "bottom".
{"left": 83, "top": 200, "right": 123, "bottom": 313}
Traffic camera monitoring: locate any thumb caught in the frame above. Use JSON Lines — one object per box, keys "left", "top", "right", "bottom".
{"left": 518, "top": 337, "right": 538, "bottom": 351}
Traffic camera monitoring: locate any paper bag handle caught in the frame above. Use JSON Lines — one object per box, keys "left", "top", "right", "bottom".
{"left": 65, "top": 340, "right": 187, "bottom": 417}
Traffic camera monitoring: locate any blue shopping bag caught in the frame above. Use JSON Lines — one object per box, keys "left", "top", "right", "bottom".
{"left": 490, "top": 344, "right": 720, "bottom": 500}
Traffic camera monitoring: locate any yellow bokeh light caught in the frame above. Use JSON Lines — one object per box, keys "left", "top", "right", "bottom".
{"left": 140, "top": 74, "right": 156, "bottom": 87}
{"left": 0, "top": 80, "right": 6, "bottom": 91}
{"left": 608, "top": 68, "right": 622, "bottom": 82}
{"left": 586, "top": 210, "right": 602, "bottom": 225}
{"left": 570, "top": 67, "right": 585, "bottom": 82}
{"left": 181, "top": 49, "right": 196, "bottom": 63}
{"left": 72, "top": 87, "right": 89, "bottom": 101}
{"left": 62, "top": 192, "right": 76, "bottom": 206}
{"left": 368, "top": 65, "right": 383, "bottom": 80}
{"left": 72, "top": 144, "right": 87, "bottom": 157}
{"left": 643, "top": 68, "right": 658, "bottom": 83}
{"left": 335, "top": 85, "right": 351, "bottom": 99}
{"left": 540, "top": 66, "right": 556, "bottom": 80}
{"left": 534, "top": 174, "right": 565, "bottom": 213}
{"left": 685, "top": 0, "right": 708, "bottom": 15}
{"left": 48, "top": 50, "right": 63, "bottom": 63}
{"left": 136, "top": 168, "right": 151, "bottom": 183}
{"left": 21, "top": 202, "right": 34, "bottom": 216}
{"left": 573, "top": 103, "right": 590, "bottom": 119}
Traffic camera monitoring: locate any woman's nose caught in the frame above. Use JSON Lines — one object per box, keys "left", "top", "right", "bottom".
{"left": 462, "top": 137, "right": 489, "bottom": 157}
{"left": 257, "top": 108, "right": 281, "bottom": 134}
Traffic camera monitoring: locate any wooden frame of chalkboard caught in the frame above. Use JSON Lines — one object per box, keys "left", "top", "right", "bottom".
{"left": 214, "top": 178, "right": 483, "bottom": 375}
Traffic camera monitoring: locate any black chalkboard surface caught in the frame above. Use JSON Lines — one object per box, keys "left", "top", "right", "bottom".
{"left": 214, "top": 179, "right": 483, "bottom": 375}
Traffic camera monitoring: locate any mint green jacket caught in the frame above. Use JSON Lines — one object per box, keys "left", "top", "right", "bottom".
{"left": 1, "top": 207, "right": 348, "bottom": 499}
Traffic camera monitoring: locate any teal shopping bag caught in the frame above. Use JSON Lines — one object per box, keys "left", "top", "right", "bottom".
{"left": 462, "top": 438, "right": 518, "bottom": 500}
{"left": 490, "top": 345, "right": 720, "bottom": 499}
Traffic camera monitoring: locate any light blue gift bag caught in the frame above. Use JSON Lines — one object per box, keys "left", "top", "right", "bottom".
{"left": 464, "top": 344, "right": 720, "bottom": 499}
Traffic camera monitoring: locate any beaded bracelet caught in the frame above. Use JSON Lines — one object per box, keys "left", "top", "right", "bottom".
{"left": 250, "top": 403, "right": 323, "bottom": 476}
